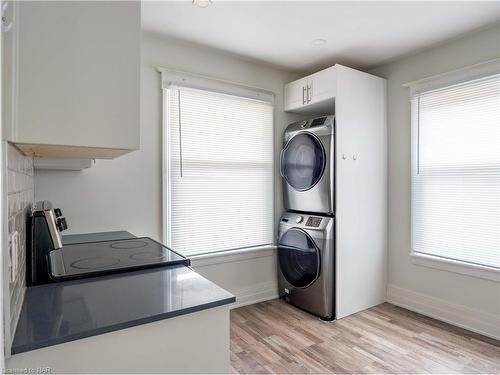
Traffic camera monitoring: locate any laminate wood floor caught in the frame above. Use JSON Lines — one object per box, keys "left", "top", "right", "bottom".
{"left": 230, "top": 299, "right": 500, "bottom": 374}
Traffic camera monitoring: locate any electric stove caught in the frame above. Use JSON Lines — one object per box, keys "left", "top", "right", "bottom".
{"left": 48, "top": 237, "right": 190, "bottom": 281}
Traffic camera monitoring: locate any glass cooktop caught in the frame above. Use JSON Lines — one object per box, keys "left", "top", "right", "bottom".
{"left": 48, "top": 237, "right": 189, "bottom": 281}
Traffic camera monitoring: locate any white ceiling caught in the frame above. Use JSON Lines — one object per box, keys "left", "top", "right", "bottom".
{"left": 142, "top": 1, "right": 500, "bottom": 73}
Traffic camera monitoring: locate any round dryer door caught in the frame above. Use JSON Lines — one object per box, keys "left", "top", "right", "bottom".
{"left": 278, "top": 228, "right": 320, "bottom": 288}
{"left": 280, "top": 133, "right": 326, "bottom": 191}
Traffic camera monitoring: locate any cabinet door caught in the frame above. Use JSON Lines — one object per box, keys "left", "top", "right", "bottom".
{"left": 284, "top": 78, "right": 308, "bottom": 111}
{"left": 308, "top": 67, "right": 336, "bottom": 105}
{"left": 2, "top": 1, "right": 17, "bottom": 141}
{"left": 13, "top": 1, "right": 140, "bottom": 155}
{"left": 335, "top": 65, "right": 387, "bottom": 319}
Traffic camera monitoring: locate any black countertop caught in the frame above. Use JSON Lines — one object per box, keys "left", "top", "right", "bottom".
{"left": 12, "top": 232, "right": 235, "bottom": 355}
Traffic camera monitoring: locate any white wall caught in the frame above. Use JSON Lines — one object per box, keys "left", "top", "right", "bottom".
{"left": 370, "top": 23, "right": 500, "bottom": 338}
{"left": 34, "top": 33, "right": 303, "bottom": 304}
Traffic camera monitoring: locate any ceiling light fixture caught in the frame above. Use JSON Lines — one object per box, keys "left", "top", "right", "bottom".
{"left": 192, "top": 0, "right": 212, "bottom": 8}
{"left": 312, "top": 38, "right": 327, "bottom": 47}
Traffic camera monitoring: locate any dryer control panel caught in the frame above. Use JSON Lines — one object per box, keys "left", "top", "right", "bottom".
{"left": 299, "top": 116, "right": 328, "bottom": 129}
{"left": 284, "top": 115, "right": 334, "bottom": 139}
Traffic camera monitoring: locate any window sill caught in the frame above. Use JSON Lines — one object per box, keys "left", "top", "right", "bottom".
{"left": 410, "top": 252, "right": 500, "bottom": 282}
{"left": 189, "top": 245, "right": 276, "bottom": 267}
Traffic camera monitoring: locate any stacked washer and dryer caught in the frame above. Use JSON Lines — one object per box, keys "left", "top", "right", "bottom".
{"left": 278, "top": 115, "right": 336, "bottom": 320}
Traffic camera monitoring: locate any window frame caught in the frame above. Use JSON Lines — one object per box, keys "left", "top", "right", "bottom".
{"left": 160, "top": 68, "right": 276, "bottom": 258}
{"left": 405, "top": 59, "right": 500, "bottom": 281}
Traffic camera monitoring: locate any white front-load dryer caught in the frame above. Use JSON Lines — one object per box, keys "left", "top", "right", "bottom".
{"left": 280, "top": 115, "right": 335, "bottom": 215}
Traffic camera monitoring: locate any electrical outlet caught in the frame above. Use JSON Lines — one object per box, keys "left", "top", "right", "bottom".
{"left": 10, "top": 230, "right": 19, "bottom": 283}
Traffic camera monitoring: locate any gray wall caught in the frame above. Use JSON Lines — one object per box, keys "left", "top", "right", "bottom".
{"left": 370, "top": 23, "right": 500, "bottom": 336}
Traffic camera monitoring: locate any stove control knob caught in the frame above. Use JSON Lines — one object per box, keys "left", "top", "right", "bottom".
{"left": 296, "top": 216, "right": 304, "bottom": 224}
{"left": 54, "top": 208, "right": 62, "bottom": 218}
{"left": 57, "top": 217, "right": 68, "bottom": 232}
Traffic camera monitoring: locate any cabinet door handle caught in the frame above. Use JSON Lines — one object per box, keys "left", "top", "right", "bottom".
{"left": 279, "top": 149, "right": 285, "bottom": 177}
{"left": 1, "top": 2, "right": 13, "bottom": 33}
{"left": 302, "top": 86, "right": 306, "bottom": 105}
{"left": 307, "top": 84, "right": 311, "bottom": 103}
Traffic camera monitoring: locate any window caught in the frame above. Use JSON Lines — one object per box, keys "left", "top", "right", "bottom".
{"left": 163, "top": 80, "right": 274, "bottom": 257}
{"left": 410, "top": 72, "right": 500, "bottom": 271}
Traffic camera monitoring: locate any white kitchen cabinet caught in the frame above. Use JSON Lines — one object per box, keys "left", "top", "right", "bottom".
{"left": 284, "top": 65, "right": 387, "bottom": 319}
{"left": 2, "top": 1, "right": 140, "bottom": 159}
{"left": 284, "top": 66, "right": 336, "bottom": 114}
{"left": 307, "top": 67, "right": 337, "bottom": 104}
{"left": 7, "top": 306, "right": 230, "bottom": 374}
{"left": 2, "top": 1, "right": 16, "bottom": 141}
{"left": 284, "top": 77, "right": 308, "bottom": 111}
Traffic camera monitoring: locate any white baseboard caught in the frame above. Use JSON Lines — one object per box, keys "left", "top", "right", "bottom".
{"left": 386, "top": 284, "right": 500, "bottom": 340}
{"left": 230, "top": 280, "right": 279, "bottom": 309}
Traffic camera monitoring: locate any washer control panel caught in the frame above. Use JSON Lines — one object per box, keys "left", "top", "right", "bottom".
{"left": 306, "top": 216, "right": 322, "bottom": 227}
{"left": 280, "top": 213, "right": 328, "bottom": 229}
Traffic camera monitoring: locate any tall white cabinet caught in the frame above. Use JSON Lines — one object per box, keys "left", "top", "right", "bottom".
{"left": 284, "top": 65, "right": 387, "bottom": 319}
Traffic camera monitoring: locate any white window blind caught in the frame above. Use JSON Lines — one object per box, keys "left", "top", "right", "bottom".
{"left": 411, "top": 73, "right": 500, "bottom": 269}
{"left": 164, "top": 86, "right": 274, "bottom": 256}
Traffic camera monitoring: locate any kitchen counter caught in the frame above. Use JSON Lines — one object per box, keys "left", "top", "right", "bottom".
{"left": 11, "top": 232, "right": 235, "bottom": 355}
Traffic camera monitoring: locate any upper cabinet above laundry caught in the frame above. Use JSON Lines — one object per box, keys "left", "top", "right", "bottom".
{"left": 2, "top": 1, "right": 141, "bottom": 159}
{"left": 284, "top": 66, "right": 336, "bottom": 114}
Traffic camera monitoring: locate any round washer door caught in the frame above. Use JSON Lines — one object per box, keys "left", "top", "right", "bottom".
{"left": 280, "top": 133, "right": 326, "bottom": 191}
{"left": 278, "top": 228, "right": 320, "bottom": 288}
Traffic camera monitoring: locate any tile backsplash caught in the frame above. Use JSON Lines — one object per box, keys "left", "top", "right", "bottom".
{"left": 6, "top": 143, "right": 34, "bottom": 337}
